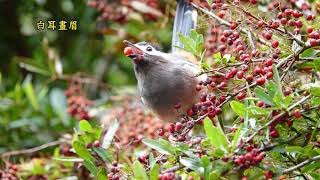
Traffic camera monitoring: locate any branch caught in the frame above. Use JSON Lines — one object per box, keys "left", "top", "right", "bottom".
{"left": 1, "top": 140, "right": 68, "bottom": 157}
{"left": 191, "top": 3, "right": 268, "bottom": 46}
{"left": 283, "top": 155, "right": 320, "bottom": 174}
{"left": 243, "top": 94, "right": 311, "bottom": 146}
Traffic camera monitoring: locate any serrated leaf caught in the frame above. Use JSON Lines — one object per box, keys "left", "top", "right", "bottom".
{"left": 79, "top": 120, "right": 93, "bottom": 132}
{"left": 83, "top": 159, "right": 98, "bottom": 175}
{"left": 178, "top": 29, "right": 203, "bottom": 57}
{"left": 230, "top": 101, "right": 245, "bottom": 117}
{"left": 203, "top": 118, "right": 228, "bottom": 153}
{"left": 73, "top": 141, "right": 94, "bottom": 161}
{"left": 133, "top": 161, "right": 148, "bottom": 180}
{"left": 142, "top": 139, "right": 175, "bottom": 155}
{"left": 92, "top": 147, "right": 112, "bottom": 163}
{"left": 102, "top": 120, "right": 119, "bottom": 149}
{"left": 255, "top": 87, "right": 275, "bottom": 106}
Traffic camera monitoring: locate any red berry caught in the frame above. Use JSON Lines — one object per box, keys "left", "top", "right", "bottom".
{"left": 257, "top": 101, "right": 264, "bottom": 107}
{"left": 217, "top": 11, "right": 225, "bottom": 18}
{"left": 175, "top": 122, "right": 183, "bottom": 131}
{"left": 123, "top": 47, "right": 133, "bottom": 56}
{"left": 237, "top": 71, "right": 244, "bottom": 79}
{"left": 310, "top": 39, "right": 318, "bottom": 47}
{"left": 250, "top": 0, "right": 257, "bottom": 4}
{"left": 93, "top": 140, "right": 100, "bottom": 147}
{"left": 288, "top": 20, "right": 295, "bottom": 26}
{"left": 264, "top": 171, "right": 273, "bottom": 179}
{"left": 272, "top": 40, "right": 279, "bottom": 48}
{"left": 256, "top": 77, "right": 266, "bottom": 85}
{"left": 258, "top": 20, "right": 264, "bottom": 27}
{"left": 174, "top": 102, "right": 181, "bottom": 109}
{"left": 280, "top": 18, "right": 287, "bottom": 25}
{"left": 286, "top": 121, "right": 293, "bottom": 127}
{"left": 266, "top": 72, "right": 273, "bottom": 79}
{"left": 292, "top": 11, "right": 301, "bottom": 18}
{"left": 270, "top": 130, "right": 279, "bottom": 138}
{"left": 168, "top": 123, "right": 175, "bottom": 133}
{"left": 254, "top": 67, "right": 263, "bottom": 75}
{"left": 245, "top": 75, "right": 254, "bottom": 82}
{"left": 263, "top": 31, "right": 272, "bottom": 40}
{"left": 241, "top": 177, "right": 248, "bottom": 180}
{"left": 307, "top": 26, "right": 313, "bottom": 34}
{"left": 265, "top": 59, "right": 273, "bottom": 66}
{"left": 196, "top": 84, "right": 202, "bottom": 91}
{"left": 230, "top": 22, "right": 238, "bottom": 30}
{"left": 158, "top": 128, "right": 165, "bottom": 136}
{"left": 292, "top": 109, "right": 302, "bottom": 118}
{"left": 236, "top": 91, "right": 246, "bottom": 100}
{"left": 284, "top": 9, "right": 293, "bottom": 16}
{"left": 295, "top": 20, "right": 303, "bottom": 28}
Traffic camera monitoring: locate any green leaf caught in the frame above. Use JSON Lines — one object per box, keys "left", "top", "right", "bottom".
{"left": 73, "top": 140, "right": 94, "bottom": 161}
{"left": 49, "top": 88, "right": 69, "bottom": 125}
{"left": 23, "top": 79, "right": 39, "bottom": 111}
{"left": 254, "top": 87, "right": 275, "bottom": 106}
{"left": 79, "top": 120, "right": 93, "bottom": 132}
{"left": 97, "top": 168, "right": 108, "bottom": 180}
{"left": 266, "top": 81, "right": 277, "bottom": 98}
{"left": 301, "top": 83, "right": 320, "bottom": 96}
{"left": 150, "top": 163, "right": 160, "bottom": 180}
{"left": 142, "top": 139, "right": 175, "bottom": 155}
{"left": 201, "top": 155, "right": 210, "bottom": 167}
{"left": 132, "top": 160, "right": 148, "bottom": 180}
{"left": 92, "top": 147, "right": 112, "bottom": 163}
{"left": 83, "top": 159, "right": 98, "bottom": 176}
{"left": 301, "top": 162, "right": 320, "bottom": 173}
{"left": 231, "top": 124, "right": 243, "bottom": 151}
{"left": 102, "top": 120, "right": 119, "bottom": 149}
{"left": 230, "top": 101, "right": 245, "bottom": 117}
{"left": 149, "top": 153, "right": 156, "bottom": 169}
{"left": 286, "top": 146, "right": 305, "bottom": 154}
{"left": 53, "top": 157, "right": 83, "bottom": 162}
{"left": 314, "top": 58, "right": 320, "bottom": 71}
{"left": 180, "top": 157, "right": 202, "bottom": 172}
{"left": 272, "top": 65, "right": 283, "bottom": 95}
{"left": 203, "top": 118, "right": 228, "bottom": 153}
{"left": 178, "top": 29, "right": 203, "bottom": 57}
{"left": 300, "top": 47, "right": 320, "bottom": 58}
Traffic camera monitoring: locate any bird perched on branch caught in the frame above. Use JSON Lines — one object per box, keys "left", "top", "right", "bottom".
{"left": 123, "top": 0, "right": 205, "bottom": 121}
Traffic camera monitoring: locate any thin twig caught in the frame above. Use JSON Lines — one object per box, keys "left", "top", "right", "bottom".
{"left": 1, "top": 140, "right": 68, "bottom": 158}
{"left": 283, "top": 155, "right": 320, "bottom": 174}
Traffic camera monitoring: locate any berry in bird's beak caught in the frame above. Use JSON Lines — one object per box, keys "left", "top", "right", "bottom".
{"left": 123, "top": 40, "right": 144, "bottom": 62}
{"left": 123, "top": 47, "right": 133, "bottom": 56}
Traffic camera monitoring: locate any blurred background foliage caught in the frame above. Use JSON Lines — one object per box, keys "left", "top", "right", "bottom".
{"left": 0, "top": 0, "right": 174, "bottom": 153}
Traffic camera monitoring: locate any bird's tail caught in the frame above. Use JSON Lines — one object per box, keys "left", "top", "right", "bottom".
{"left": 171, "top": 0, "right": 197, "bottom": 53}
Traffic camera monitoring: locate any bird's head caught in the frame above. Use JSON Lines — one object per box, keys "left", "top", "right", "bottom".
{"left": 123, "top": 40, "right": 168, "bottom": 65}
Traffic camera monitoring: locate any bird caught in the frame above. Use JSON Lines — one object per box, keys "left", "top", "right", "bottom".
{"left": 123, "top": 0, "right": 204, "bottom": 122}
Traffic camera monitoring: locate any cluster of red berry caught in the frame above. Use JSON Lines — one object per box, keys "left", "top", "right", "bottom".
{"left": 107, "top": 161, "right": 120, "bottom": 180}
{"left": 158, "top": 172, "right": 180, "bottom": 180}
{"left": 65, "top": 83, "right": 93, "bottom": 120}
{"left": 87, "top": 0, "right": 161, "bottom": 23}
{"left": 0, "top": 164, "right": 18, "bottom": 180}
{"left": 233, "top": 147, "right": 265, "bottom": 169}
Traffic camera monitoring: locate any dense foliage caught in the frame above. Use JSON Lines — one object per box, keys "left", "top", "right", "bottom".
{"left": 1, "top": 0, "right": 320, "bottom": 179}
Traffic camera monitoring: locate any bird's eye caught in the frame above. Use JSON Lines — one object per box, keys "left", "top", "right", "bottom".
{"left": 146, "top": 46, "right": 152, "bottom": 51}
